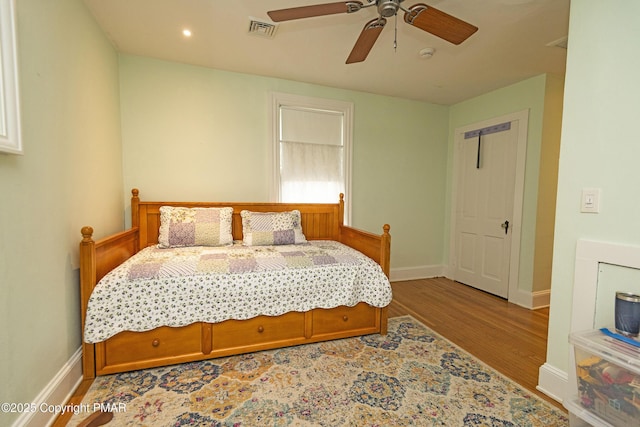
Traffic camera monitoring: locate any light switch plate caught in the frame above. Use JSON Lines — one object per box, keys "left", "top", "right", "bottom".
{"left": 581, "top": 188, "right": 601, "bottom": 213}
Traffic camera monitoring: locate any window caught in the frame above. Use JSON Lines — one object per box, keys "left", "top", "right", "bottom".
{"left": 0, "top": 0, "right": 21, "bottom": 154}
{"left": 270, "top": 92, "right": 353, "bottom": 222}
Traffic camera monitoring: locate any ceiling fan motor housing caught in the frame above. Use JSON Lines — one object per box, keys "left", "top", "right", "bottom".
{"left": 377, "top": 0, "right": 403, "bottom": 18}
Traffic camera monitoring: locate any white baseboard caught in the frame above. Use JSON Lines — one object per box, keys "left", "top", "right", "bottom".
{"left": 12, "top": 348, "right": 83, "bottom": 427}
{"left": 504, "top": 288, "right": 551, "bottom": 310}
{"left": 390, "top": 265, "right": 444, "bottom": 282}
{"left": 537, "top": 362, "right": 567, "bottom": 405}
{"left": 531, "top": 289, "right": 551, "bottom": 309}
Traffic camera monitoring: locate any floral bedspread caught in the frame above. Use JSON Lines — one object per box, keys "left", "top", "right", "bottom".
{"left": 84, "top": 241, "right": 392, "bottom": 343}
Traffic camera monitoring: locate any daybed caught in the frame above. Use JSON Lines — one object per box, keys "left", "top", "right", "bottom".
{"left": 80, "top": 189, "right": 391, "bottom": 379}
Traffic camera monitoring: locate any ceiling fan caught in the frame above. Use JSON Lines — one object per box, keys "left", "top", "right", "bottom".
{"left": 267, "top": 1, "right": 478, "bottom": 64}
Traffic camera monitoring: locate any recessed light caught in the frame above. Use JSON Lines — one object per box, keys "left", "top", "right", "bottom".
{"left": 182, "top": 29, "right": 192, "bottom": 37}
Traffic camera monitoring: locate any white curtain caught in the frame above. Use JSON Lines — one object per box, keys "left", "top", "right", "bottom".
{"left": 280, "top": 141, "right": 344, "bottom": 203}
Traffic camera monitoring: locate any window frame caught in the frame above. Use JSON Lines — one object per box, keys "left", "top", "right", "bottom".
{"left": 0, "top": 0, "right": 22, "bottom": 154}
{"left": 269, "top": 92, "right": 353, "bottom": 224}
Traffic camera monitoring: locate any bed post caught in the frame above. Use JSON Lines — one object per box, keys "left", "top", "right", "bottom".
{"left": 131, "top": 188, "right": 140, "bottom": 229}
{"left": 380, "top": 224, "right": 391, "bottom": 279}
{"left": 131, "top": 188, "right": 141, "bottom": 252}
{"left": 338, "top": 193, "right": 345, "bottom": 228}
{"left": 79, "top": 226, "right": 97, "bottom": 380}
{"left": 379, "top": 224, "right": 391, "bottom": 335}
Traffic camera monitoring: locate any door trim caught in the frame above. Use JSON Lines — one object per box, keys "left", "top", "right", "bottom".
{"left": 448, "top": 109, "right": 529, "bottom": 303}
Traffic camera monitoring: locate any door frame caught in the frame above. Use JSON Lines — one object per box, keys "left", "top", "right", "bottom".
{"left": 448, "top": 109, "right": 529, "bottom": 303}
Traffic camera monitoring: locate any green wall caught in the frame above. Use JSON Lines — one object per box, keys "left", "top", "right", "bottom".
{"left": 547, "top": 1, "right": 640, "bottom": 376}
{"left": 0, "top": 0, "right": 123, "bottom": 424}
{"left": 119, "top": 54, "right": 450, "bottom": 271}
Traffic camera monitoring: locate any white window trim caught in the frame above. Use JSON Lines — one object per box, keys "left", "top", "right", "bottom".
{"left": 269, "top": 92, "right": 353, "bottom": 224}
{"left": 0, "top": 0, "right": 22, "bottom": 154}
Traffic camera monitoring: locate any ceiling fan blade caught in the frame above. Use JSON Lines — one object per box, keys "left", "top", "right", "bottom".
{"left": 268, "top": 1, "right": 363, "bottom": 22}
{"left": 404, "top": 3, "right": 478, "bottom": 45}
{"left": 346, "top": 18, "right": 386, "bottom": 64}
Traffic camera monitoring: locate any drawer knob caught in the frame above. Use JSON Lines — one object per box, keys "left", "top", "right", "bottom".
{"left": 342, "top": 315, "right": 349, "bottom": 322}
{"left": 152, "top": 339, "right": 160, "bottom": 347}
{"left": 257, "top": 326, "right": 264, "bottom": 333}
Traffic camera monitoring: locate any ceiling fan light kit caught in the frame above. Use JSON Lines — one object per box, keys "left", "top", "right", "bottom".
{"left": 267, "top": 0, "right": 478, "bottom": 64}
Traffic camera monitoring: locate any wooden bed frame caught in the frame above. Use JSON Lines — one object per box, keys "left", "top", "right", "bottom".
{"left": 80, "top": 189, "right": 391, "bottom": 379}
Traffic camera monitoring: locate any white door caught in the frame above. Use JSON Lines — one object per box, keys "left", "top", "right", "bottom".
{"left": 452, "top": 120, "right": 520, "bottom": 298}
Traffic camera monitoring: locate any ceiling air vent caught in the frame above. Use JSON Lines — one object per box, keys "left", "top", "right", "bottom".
{"left": 248, "top": 18, "right": 278, "bottom": 38}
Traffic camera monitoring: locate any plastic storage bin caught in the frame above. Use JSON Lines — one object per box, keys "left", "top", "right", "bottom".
{"left": 568, "top": 329, "right": 640, "bottom": 427}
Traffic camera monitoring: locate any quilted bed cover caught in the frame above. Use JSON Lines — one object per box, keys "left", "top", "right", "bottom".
{"left": 84, "top": 240, "right": 392, "bottom": 343}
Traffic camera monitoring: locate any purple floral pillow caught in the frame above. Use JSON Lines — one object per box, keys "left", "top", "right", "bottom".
{"left": 158, "top": 206, "right": 233, "bottom": 248}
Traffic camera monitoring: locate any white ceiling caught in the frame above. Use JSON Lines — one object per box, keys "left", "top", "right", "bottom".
{"left": 83, "top": 0, "right": 570, "bottom": 105}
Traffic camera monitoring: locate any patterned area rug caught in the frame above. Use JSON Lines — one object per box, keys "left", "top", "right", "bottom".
{"left": 68, "top": 316, "right": 568, "bottom": 426}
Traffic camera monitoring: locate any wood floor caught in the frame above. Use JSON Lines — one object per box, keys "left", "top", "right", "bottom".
{"left": 389, "top": 277, "right": 565, "bottom": 411}
{"left": 54, "top": 276, "right": 564, "bottom": 425}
